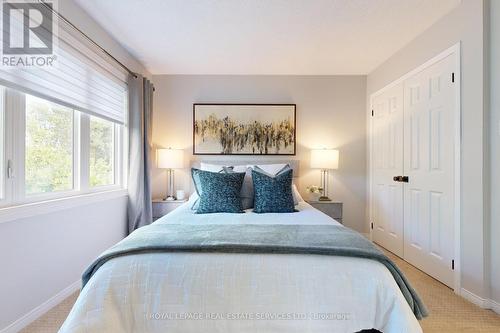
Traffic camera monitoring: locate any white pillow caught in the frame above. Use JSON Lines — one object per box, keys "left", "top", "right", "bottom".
{"left": 292, "top": 184, "right": 304, "bottom": 203}
{"left": 248, "top": 163, "right": 288, "bottom": 176}
{"left": 188, "top": 192, "right": 199, "bottom": 208}
{"left": 199, "top": 162, "right": 223, "bottom": 172}
{"left": 200, "top": 162, "right": 247, "bottom": 173}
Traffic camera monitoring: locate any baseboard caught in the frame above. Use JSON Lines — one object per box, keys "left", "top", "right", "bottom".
{"left": 460, "top": 288, "right": 489, "bottom": 308}
{"left": 0, "top": 280, "right": 80, "bottom": 333}
{"left": 460, "top": 288, "right": 500, "bottom": 314}
{"left": 488, "top": 299, "right": 500, "bottom": 314}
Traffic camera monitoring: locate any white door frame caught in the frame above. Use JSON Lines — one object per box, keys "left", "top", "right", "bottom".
{"left": 367, "top": 42, "right": 461, "bottom": 293}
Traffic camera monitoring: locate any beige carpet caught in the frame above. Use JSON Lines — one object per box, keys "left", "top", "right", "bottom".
{"left": 20, "top": 292, "right": 78, "bottom": 333}
{"left": 21, "top": 251, "right": 500, "bottom": 333}
{"left": 383, "top": 250, "right": 500, "bottom": 333}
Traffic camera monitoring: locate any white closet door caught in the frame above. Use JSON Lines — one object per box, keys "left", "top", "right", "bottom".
{"left": 403, "top": 54, "right": 455, "bottom": 287}
{"left": 371, "top": 83, "right": 404, "bottom": 256}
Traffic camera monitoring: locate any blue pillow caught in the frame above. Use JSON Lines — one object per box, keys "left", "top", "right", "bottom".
{"left": 191, "top": 167, "right": 235, "bottom": 210}
{"left": 193, "top": 168, "right": 245, "bottom": 214}
{"left": 252, "top": 167, "right": 295, "bottom": 213}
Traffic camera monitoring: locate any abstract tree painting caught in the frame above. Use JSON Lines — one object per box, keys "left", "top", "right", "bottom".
{"left": 193, "top": 104, "right": 296, "bottom": 155}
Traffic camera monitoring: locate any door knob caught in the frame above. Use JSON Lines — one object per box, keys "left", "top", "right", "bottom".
{"left": 401, "top": 176, "right": 409, "bottom": 183}
{"left": 393, "top": 176, "right": 402, "bottom": 182}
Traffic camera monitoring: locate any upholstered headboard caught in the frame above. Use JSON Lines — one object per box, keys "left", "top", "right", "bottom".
{"left": 190, "top": 159, "right": 300, "bottom": 177}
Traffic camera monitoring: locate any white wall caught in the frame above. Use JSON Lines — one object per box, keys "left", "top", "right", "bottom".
{"left": 151, "top": 75, "right": 367, "bottom": 232}
{"left": 0, "top": 0, "right": 149, "bottom": 330}
{"left": 0, "top": 196, "right": 127, "bottom": 330}
{"left": 367, "top": 0, "right": 489, "bottom": 300}
{"left": 489, "top": 0, "right": 500, "bottom": 308}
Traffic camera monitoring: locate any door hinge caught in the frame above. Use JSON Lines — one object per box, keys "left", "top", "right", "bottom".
{"left": 371, "top": 109, "right": 374, "bottom": 117}
{"left": 371, "top": 222, "right": 374, "bottom": 230}
{"left": 452, "top": 72, "right": 455, "bottom": 83}
{"left": 452, "top": 259, "right": 455, "bottom": 270}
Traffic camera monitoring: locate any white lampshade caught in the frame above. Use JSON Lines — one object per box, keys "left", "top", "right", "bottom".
{"left": 310, "top": 149, "right": 339, "bottom": 170}
{"left": 157, "top": 148, "right": 184, "bottom": 169}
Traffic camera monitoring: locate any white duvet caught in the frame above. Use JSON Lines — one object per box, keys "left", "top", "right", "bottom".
{"left": 60, "top": 202, "right": 422, "bottom": 333}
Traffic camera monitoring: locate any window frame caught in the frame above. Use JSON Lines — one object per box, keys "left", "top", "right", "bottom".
{"left": 0, "top": 87, "right": 124, "bottom": 209}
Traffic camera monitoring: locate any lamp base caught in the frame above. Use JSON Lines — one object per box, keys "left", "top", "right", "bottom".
{"left": 318, "top": 196, "right": 332, "bottom": 201}
{"left": 164, "top": 196, "right": 176, "bottom": 201}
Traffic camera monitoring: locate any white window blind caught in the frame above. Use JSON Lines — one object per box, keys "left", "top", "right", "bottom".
{"left": 0, "top": 4, "right": 128, "bottom": 124}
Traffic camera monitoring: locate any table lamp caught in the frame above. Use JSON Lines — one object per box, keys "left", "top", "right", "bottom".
{"left": 310, "top": 148, "right": 339, "bottom": 201}
{"left": 157, "top": 148, "right": 184, "bottom": 201}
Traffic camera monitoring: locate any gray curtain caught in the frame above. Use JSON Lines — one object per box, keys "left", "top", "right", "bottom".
{"left": 127, "top": 74, "right": 154, "bottom": 233}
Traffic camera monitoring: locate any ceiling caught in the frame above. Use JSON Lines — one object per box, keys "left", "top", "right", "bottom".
{"left": 75, "top": 0, "right": 460, "bottom": 75}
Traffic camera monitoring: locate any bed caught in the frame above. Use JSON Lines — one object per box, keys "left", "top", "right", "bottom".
{"left": 60, "top": 198, "right": 423, "bottom": 333}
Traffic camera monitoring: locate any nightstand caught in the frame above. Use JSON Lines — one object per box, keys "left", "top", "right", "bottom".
{"left": 307, "top": 201, "right": 343, "bottom": 224}
{"left": 152, "top": 199, "right": 187, "bottom": 220}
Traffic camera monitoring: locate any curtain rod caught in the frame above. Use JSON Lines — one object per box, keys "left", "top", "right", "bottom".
{"left": 38, "top": 0, "right": 138, "bottom": 79}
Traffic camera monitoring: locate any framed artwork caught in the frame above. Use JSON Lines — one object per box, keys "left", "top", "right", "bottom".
{"left": 193, "top": 103, "right": 296, "bottom": 155}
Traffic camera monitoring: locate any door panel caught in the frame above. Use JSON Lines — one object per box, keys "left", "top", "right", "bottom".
{"left": 371, "top": 83, "right": 404, "bottom": 256}
{"left": 403, "top": 55, "right": 455, "bottom": 287}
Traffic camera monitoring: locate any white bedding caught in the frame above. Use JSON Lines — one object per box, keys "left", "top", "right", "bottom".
{"left": 60, "top": 202, "right": 422, "bottom": 333}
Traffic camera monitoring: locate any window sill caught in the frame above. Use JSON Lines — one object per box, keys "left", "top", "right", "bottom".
{"left": 0, "top": 189, "right": 128, "bottom": 224}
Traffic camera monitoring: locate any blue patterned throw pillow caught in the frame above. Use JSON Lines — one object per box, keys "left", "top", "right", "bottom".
{"left": 193, "top": 168, "right": 245, "bottom": 214}
{"left": 252, "top": 167, "right": 295, "bottom": 213}
{"left": 191, "top": 167, "right": 237, "bottom": 210}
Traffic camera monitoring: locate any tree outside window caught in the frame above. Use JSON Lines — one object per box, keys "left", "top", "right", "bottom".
{"left": 89, "top": 116, "right": 114, "bottom": 187}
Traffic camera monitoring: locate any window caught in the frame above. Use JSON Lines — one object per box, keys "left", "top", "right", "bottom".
{"left": 25, "top": 95, "right": 74, "bottom": 195}
{"left": 89, "top": 116, "right": 115, "bottom": 187}
{"left": 0, "top": 87, "right": 124, "bottom": 208}
{"left": 0, "top": 2, "right": 127, "bottom": 210}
